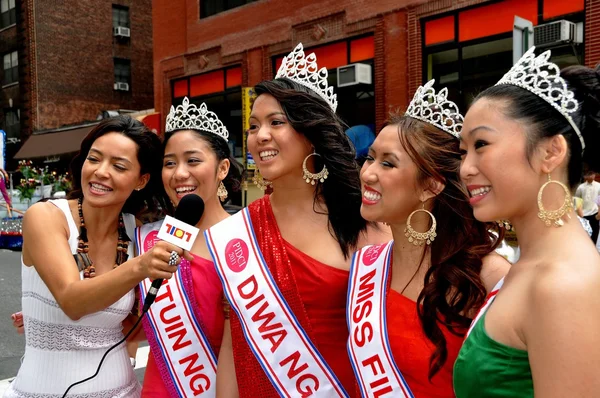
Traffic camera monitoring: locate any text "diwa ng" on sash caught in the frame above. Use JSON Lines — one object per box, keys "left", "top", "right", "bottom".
{"left": 206, "top": 209, "right": 349, "bottom": 397}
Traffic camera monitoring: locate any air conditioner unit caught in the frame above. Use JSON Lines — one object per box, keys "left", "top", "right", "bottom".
{"left": 114, "top": 82, "right": 130, "bottom": 91}
{"left": 337, "top": 63, "right": 372, "bottom": 87}
{"left": 113, "top": 26, "right": 131, "bottom": 38}
{"left": 534, "top": 20, "right": 581, "bottom": 48}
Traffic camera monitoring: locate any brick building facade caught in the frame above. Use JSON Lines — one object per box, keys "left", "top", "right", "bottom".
{"left": 0, "top": 0, "right": 154, "bottom": 166}
{"left": 152, "top": 0, "right": 595, "bottom": 205}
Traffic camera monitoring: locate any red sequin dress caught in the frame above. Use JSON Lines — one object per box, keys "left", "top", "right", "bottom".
{"left": 231, "top": 195, "right": 356, "bottom": 397}
{"left": 384, "top": 289, "right": 464, "bottom": 398}
{"left": 141, "top": 255, "right": 224, "bottom": 397}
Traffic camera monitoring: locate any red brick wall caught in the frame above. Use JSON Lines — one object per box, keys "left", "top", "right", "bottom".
{"left": 373, "top": 11, "right": 412, "bottom": 131}
{"left": 154, "top": 0, "right": 600, "bottom": 134}
{"left": 585, "top": 0, "right": 600, "bottom": 68}
{"left": 31, "top": 0, "right": 153, "bottom": 131}
{"left": 152, "top": 0, "right": 424, "bottom": 128}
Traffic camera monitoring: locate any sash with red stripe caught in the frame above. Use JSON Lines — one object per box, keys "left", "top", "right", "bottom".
{"left": 136, "top": 221, "right": 217, "bottom": 397}
{"left": 347, "top": 241, "right": 414, "bottom": 398}
{"left": 205, "top": 199, "right": 348, "bottom": 398}
{"left": 466, "top": 278, "right": 504, "bottom": 338}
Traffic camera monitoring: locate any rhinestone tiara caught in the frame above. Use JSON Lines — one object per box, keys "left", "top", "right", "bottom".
{"left": 275, "top": 43, "right": 338, "bottom": 112}
{"left": 405, "top": 79, "right": 463, "bottom": 139}
{"left": 496, "top": 46, "right": 584, "bottom": 150}
{"left": 165, "top": 97, "right": 229, "bottom": 141}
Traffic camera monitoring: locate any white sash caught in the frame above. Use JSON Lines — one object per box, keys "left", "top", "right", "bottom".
{"left": 205, "top": 208, "right": 349, "bottom": 397}
{"left": 136, "top": 221, "right": 217, "bottom": 397}
{"left": 466, "top": 277, "right": 504, "bottom": 338}
{"left": 347, "top": 241, "right": 414, "bottom": 398}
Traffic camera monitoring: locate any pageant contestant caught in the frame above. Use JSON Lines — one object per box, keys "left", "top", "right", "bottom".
{"left": 138, "top": 98, "right": 242, "bottom": 397}
{"left": 206, "top": 43, "right": 388, "bottom": 397}
{"left": 5, "top": 117, "right": 184, "bottom": 397}
{"left": 454, "top": 48, "right": 600, "bottom": 396}
{"left": 347, "top": 80, "right": 509, "bottom": 397}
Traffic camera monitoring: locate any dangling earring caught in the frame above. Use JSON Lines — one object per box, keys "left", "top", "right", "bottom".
{"left": 217, "top": 181, "right": 228, "bottom": 202}
{"left": 496, "top": 220, "right": 513, "bottom": 231}
{"left": 404, "top": 203, "right": 437, "bottom": 246}
{"left": 302, "top": 151, "right": 329, "bottom": 185}
{"left": 252, "top": 172, "right": 272, "bottom": 191}
{"left": 537, "top": 173, "right": 573, "bottom": 227}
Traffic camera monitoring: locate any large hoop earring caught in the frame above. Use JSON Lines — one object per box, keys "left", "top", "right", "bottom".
{"left": 217, "top": 181, "right": 228, "bottom": 202}
{"left": 302, "top": 151, "right": 329, "bottom": 185}
{"left": 404, "top": 203, "right": 437, "bottom": 246}
{"left": 537, "top": 173, "right": 573, "bottom": 227}
{"left": 252, "top": 172, "right": 272, "bottom": 191}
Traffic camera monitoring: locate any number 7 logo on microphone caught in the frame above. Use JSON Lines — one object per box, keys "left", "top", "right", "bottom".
{"left": 156, "top": 215, "right": 200, "bottom": 251}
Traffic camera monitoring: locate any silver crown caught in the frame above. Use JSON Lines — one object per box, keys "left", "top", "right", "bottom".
{"left": 496, "top": 46, "right": 584, "bottom": 150}
{"left": 275, "top": 43, "right": 338, "bottom": 112}
{"left": 405, "top": 79, "right": 463, "bottom": 138}
{"left": 165, "top": 97, "right": 229, "bottom": 141}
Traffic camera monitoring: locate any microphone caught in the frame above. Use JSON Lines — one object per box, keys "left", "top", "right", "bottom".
{"left": 142, "top": 194, "right": 205, "bottom": 312}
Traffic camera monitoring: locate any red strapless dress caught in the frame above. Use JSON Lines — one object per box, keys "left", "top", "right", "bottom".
{"left": 285, "top": 242, "right": 356, "bottom": 396}
{"left": 385, "top": 289, "right": 463, "bottom": 398}
{"left": 142, "top": 255, "right": 224, "bottom": 397}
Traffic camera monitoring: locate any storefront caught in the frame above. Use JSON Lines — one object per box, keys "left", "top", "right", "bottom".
{"left": 420, "top": 0, "right": 585, "bottom": 110}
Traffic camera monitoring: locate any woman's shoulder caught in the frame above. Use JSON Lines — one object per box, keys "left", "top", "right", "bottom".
{"left": 23, "top": 200, "right": 69, "bottom": 227}
{"left": 526, "top": 250, "right": 600, "bottom": 311}
{"left": 480, "top": 252, "right": 511, "bottom": 293}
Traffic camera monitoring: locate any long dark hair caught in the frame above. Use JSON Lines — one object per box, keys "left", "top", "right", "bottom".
{"left": 162, "top": 128, "right": 244, "bottom": 212}
{"left": 68, "top": 115, "right": 167, "bottom": 215}
{"left": 253, "top": 78, "right": 367, "bottom": 257}
{"left": 389, "top": 114, "right": 503, "bottom": 378}
{"left": 474, "top": 64, "right": 600, "bottom": 187}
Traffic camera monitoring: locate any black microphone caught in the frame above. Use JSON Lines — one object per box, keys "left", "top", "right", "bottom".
{"left": 142, "top": 194, "right": 205, "bottom": 312}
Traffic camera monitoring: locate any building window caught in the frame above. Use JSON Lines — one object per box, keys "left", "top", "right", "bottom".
{"left": 272, "top": 36, "right": 376, "bottom": 130}
{"left": 0, "top": 0, "right": 16, "bottom": 29}
{"left": 112, "top": 5, "right": 130, "bottom": 28}
{"left": 200, "top": 0, "right": 259, "bottom": 18}
{"left": 2, "top": 51, "right": 18, "bottom": 86}
{"left": 421, "top": 0, "right": 584, "bottom": 110}
{"left": 3, "top": 108, "right": 20, "bottom": 138}
{"left": 114, "top": 58, "right": 131, "bottom": 89}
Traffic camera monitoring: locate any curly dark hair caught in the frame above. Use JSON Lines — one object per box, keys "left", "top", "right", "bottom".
{"left": 68, "top": 115, "right": 168, "bottom": 216}
{"left": 388, "top": 114, "right": 503, "bottom": 379}
{"left": 253, "top": 78, "right": 367, "bottom": 257}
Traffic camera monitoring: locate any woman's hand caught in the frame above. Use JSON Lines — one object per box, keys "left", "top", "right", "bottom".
{"left": 137, "top": 240, "right": 192, "bottom": 280}
{"left": 11, "top": 311, "right": 24, "bottom": 335}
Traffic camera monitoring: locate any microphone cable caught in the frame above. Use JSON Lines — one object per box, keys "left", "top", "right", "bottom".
{"left": 61, "top": 307, "right": 148, "bottom": 398}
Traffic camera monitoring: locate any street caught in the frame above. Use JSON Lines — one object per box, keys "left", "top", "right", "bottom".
{"left": 0, "top": 249, "right": 148, "bottom": 393}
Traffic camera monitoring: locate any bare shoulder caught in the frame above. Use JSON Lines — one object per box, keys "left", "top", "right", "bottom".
{"left": 531, "top": 255, "right": 600, "bottom": 308}
{"left": 357, "top": 223, "right": 392, "bottom": 248}
{"left": 479, "top": 252, "right": 511, "bottom": 293}
{"left": 23, "top": 201, "right": 68, "bottom": 233}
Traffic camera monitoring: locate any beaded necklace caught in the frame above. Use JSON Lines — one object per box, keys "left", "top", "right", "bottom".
{"left": 74, "top": 197, "right": 130, "bottom": 278}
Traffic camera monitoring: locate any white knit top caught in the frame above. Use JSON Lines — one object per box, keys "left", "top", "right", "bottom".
{"left": 4, "top": 199, "right": 141, "bottom": 397}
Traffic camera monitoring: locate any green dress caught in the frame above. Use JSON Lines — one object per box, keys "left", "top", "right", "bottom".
{"left": 453, "top": 311, "right": 533, "bottom": 397}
